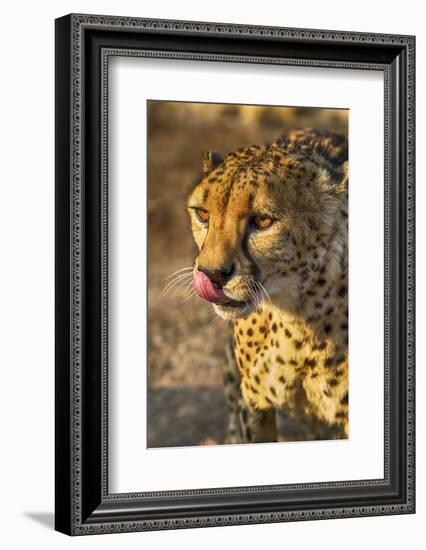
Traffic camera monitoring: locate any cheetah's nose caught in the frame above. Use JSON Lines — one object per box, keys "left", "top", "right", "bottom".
{"left": 198, "top": 263, "right": 235, "bottom": 286}
{"left": 192, "top": 270, "right": 230, "bottom": 304}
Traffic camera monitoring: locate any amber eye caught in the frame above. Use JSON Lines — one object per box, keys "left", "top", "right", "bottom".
{"left": 195, "top": 208, "right": 209, "bottom": 224}
{"left": 252, "top": 215, "right": 273, "bottom": 230}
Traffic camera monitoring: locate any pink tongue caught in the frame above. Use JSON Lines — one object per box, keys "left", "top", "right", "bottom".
{"left": 192, "top": 270, "right": 230, "bottom": 304}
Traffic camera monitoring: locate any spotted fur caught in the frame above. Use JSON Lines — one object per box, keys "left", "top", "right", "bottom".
{"left": 188, "top": 129, "right": 349, "bottom": 442}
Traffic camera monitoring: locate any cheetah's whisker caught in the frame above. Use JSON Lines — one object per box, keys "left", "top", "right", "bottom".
{"left": 207, "top": 309, "right": 216, "bottom": 320}
{"left": 161, "top": 272, "right": 192, "bottom": 290}
{"left": 253, "top": 284, "right": 264, "bottom": 311}
{"left": 160, "top": 273, "right": 193, "bottom": 297}
{"left": 253, "top": 281, "right": 266, "bottom": 308}
{"left": 181, "top": 290, "right": 197, "bottom": 304}
{"left": 244, "top": 281, "right": 260, "bottom": 310}
{"left": 170, "top": 277, "right": 194, "bottom": 298}
{"left": 181, "top": 280, "right": 195, "bottom": 298}
{"left": 255, "top": 280, "right": 272, "bottom": 305}
{"left": 160, "top": 279, "right": 192, "bottom": 299}
{"left": 246, "top": 282, "right": 258, "bottom": 309}
{"left": 162, "top": 266, "right": 194, "bottom": 281}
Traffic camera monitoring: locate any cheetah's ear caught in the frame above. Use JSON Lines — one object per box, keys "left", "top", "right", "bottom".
{"left": 202, "top": 150, "right": 223, "bottom": 175}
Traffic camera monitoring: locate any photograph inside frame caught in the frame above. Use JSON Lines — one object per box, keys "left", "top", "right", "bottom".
{"left": 147, "top": 100, "right": 349, "bottom": 448}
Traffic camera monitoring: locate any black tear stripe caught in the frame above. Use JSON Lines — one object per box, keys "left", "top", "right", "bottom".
{"left": 241, "top": 229, "right": 260, "bottom": 280}
{"left": 201, "top": 187, "right": 209, "bottom": 203}
{"left": 215, "top": 166, "right": 260, "bottom": 274}
{"left": 247, "top": 191, "right": 254, "bottom": 212}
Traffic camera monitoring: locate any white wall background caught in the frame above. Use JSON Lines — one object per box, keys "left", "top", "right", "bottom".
{"left": 0, "top": 0, "right": 423, "bottom": 548}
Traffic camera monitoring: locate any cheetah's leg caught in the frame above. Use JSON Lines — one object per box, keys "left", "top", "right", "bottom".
{"left": 239, "top": 399, "right": 277, "bottom": 443}
{"left": 223, "top": 338, "right": 243, "bottom": 444}
{"left": 223, "top": 339, "right": 277, "bottom": 444}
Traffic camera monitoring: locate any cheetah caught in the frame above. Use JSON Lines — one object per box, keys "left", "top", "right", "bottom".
{"left": 188, "top": 129, "right": 349, "bottom": 443}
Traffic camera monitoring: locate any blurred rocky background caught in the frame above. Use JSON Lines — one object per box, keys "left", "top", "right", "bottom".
{"left": 147, "top": 101, "right": 348, "bottom": 447}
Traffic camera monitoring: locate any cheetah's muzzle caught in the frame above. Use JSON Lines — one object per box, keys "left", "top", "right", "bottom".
{"left": 192, "top": 269, "right": 246, "bottom": 308}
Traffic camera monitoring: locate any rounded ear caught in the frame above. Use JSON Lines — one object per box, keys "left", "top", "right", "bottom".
{"left": 202, "top": 150, "right": 223, "bottom": 175}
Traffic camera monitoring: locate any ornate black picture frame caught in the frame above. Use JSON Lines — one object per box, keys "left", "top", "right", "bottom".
{"left": 55, "top": 13, "right": 415, "bottom": 535}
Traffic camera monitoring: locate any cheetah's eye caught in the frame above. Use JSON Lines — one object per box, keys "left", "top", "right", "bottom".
{"left": 195, "top": 208, "right": 209, "bottom": 224}
{"left": 251, "top": 215, "right": 274, "bottom": 230}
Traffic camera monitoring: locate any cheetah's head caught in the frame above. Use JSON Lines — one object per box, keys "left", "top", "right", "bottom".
{"left": 188, "top": 140, "right": 347, "bottom": 320}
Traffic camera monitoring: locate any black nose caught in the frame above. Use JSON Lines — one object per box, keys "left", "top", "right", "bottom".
{"left": 198, "top": 263, "right": 235, "bottom": 286}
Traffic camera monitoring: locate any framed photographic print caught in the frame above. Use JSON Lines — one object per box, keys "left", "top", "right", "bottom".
{"left": 55, "top": 14, "right": 415, "bottom": 535}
